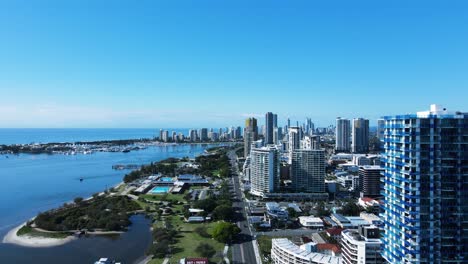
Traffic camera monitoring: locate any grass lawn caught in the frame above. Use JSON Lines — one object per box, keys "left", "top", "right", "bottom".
{"left": 170, "top": 222, "right": 224, "bottom": 263}
{"left": 147, "top": 259, "right": 164, "bottom": 264}
{"left": 150, "top": 218, "right": 225, "bottom": 264}
{"left": 142, "top": 193, "right": 186, "bottom": 203}
{"left": 17, "top": 225, "right": 70, "bottom": 239}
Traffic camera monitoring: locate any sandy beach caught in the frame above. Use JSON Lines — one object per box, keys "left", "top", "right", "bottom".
{"left": 2, "top": 223, "right": 76, "bottom": 248}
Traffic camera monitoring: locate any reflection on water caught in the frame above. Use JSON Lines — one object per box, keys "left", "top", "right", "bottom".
{"left": 0, "top": 214, "right": 152, "bottom": 264}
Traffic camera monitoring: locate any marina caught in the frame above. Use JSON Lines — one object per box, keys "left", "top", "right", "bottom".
{"left": 0, "top": 140, "right": 217, "bottom": 264}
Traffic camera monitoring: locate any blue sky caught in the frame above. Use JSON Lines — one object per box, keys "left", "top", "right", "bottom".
{"left": 0, "top": 0, "right": 467, "bottom": 128}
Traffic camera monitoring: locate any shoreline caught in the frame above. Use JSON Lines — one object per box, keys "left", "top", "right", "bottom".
{"left": 0, "top": 141, "right": 236, "bottom": 156}
{"left": 2, "top": 181, "right": 126, "bottom": 248}
{"left": 2, "top": 222, "right": 76, "bottom": 248}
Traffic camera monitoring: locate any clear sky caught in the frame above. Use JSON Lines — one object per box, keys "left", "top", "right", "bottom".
{"left": 0, "top": 0, "right": 467, "bottom": 128}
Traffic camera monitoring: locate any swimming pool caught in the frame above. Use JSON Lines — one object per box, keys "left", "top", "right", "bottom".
{"left": 158, "top": 177, "right": 174, "bottom": 182}
{"left": 149, "top": 186, "right": 171, "bottom": 194}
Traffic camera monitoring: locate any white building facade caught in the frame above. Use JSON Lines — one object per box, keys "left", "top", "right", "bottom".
{"left": 249, "top": 146, "right": 280, "bottom": 197}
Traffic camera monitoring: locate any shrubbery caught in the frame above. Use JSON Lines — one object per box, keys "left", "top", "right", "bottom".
{"left": 34, "top": 196, "right": 140, "bottom": 231}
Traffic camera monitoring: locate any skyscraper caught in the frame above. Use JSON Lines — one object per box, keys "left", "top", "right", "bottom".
{"left": 189, "top": 129, "right": 198, "bottom": 142}
{"left": 265, "top": 112, "right": 275, "bottom": 145}
{"left": 161, "top": 130, "right": 169, "bottom": 142}
{"left": 290, "top": 149, "right": 325, "bottom": 193}
{"left": 244, "top": 117, "right": 258, "bottom": 157}
{"left": 358, "top": 165, "right": 383, "bottom": 198}
{"left": 300, "top": 135, "right": 321, "bottom": 150}
{"left": 377, "top": 118, "right": 385, "bottom": 141}
{"left": 381, "top": 105, "right": 467, "bottom": 263}
{"left": 249, "top": 146, "right": 280, "bottom": 197}
{"left": 336, "top": 117, "right": 351, "bottom": 152}
{"left": 200, "top": 128, "right": 208, "bottom": 141}
{"left": 288, "top": 126, "right": 300, "bottom": 163}
{"left": 273, "top": 126, "right": 283, "bottom": 145}
{"left": 352, "top": 118, "right": 370, "bottom": 153}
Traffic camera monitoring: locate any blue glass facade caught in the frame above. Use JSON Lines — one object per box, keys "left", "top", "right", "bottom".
{"left": 381, "top": 111, "right": 468, "bottom": 263}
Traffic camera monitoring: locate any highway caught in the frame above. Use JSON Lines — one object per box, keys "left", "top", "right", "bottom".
{"left": 227, "top": 150, "right": 259, "bottom": 264}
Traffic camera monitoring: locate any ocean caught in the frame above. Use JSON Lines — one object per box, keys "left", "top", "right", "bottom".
{"left": 0, "top": 129, "right": 220, "bottom": 263}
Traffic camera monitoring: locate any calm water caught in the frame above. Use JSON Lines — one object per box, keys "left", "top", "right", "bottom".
{"left": 0, "top": 128, "right": 190, "bottom": 145}
{"left": 0, "top": 215, "right": 152, "bottom": 264}
{"left": 0, "top": 130, "right": 220, "bottom": 263}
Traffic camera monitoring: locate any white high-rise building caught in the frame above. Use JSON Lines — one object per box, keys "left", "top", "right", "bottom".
{"left": 341, "top": 226, "right": 384, "bottom": 264}
{"left": 161, "top": 130, "right": 169, "bottom": 142}
{"left": 290, "top": 149, "right": 325, "bottom": 193}
{"left": 249, "top": 146, "right": 280, "bottom": 197}
{"left": 301, "top": 135, "right": 321, "bottom": 150}
{"left": 351, "top": 118, "right": 369, "bottom": 153}
{"left": 335, "top": 117, "right": 351, "bottom": 152}
{"left": 288, "top": 126, "right": 300, "bottom": 163}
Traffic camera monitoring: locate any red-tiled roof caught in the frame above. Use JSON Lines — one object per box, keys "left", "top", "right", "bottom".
{"left": 326, "top": 228, "right": 344, "bottom": 236}
{"left": 317, "top": 243, "right": 341, "bottom": 253}
{"left": 361, "top": 197, "right": 375, "bottom": 203}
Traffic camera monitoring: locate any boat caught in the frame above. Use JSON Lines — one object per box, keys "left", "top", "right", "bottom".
{"left": 79, "top": 177, "right": 84, "bottom": 182}
{"left": 94, "top": 258, "right": 120, "bottom": 264}
{"left": 122, "top": 149, "right": 130, "bottom": 153}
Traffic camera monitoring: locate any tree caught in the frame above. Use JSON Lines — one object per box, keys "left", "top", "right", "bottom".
{"left": 212, "top": 222, "right": 240, "bottom": 243}
{"left": 194, "top": 226, "right": 211, "bottom": 238}
{"left": 287, "top": 207, "right": 298, "bottom": 218}
{"left": 315, "top": 202, "right": 331, "bottom": 217}
{"left": 74, "top": 197, "right": 84, "bottom": 204}
{"left": 213, "top": 205, "right": 235, "bottom": 221}
{"left": 147, "top": 240, "right": 169, "bottom": 258}
{"left": 194, "top": 197, "right": 218, "bottom": 212}
{"left": 196, "top": 243, "right": 216, "bottom": 258}
{"left": 338, "top": 201, "right": 363, "bottom": 216}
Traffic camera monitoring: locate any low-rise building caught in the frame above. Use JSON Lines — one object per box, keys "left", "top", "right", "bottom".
{"left": 187, "top": 216, "right": 205, "bottom": 223}
{"left": 359, "top": 212, "right": 382, "bottom": 227}
{"left": 272, "top": 238, "right": 342, "bottom": 264}
{"left": 325, "top": 228, "right": 344, "bottom": 242}
{"left": 266, "top": 202, "right": 289, "bottom": 221}
{"left": 358, "top": 197, "right": 380, "bottom": 213}
{"left": 330, "top": 214, "right": 370, "bottom": 229}
{"left": 299, "top": 216, "right": 324, "bottom": 229}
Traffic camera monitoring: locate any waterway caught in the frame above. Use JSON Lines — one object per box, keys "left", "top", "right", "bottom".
{"left": 0, "top": 139, "right": 219, "bottom": 263}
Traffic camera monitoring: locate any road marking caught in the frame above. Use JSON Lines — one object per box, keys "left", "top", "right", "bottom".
{"left": 239, "top": 240, "right": 246, "bottom": 263}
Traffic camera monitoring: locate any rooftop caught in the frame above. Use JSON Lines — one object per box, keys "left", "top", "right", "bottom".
{"left": 316, "top": 243, "right": 341, "bottom": 254}
{"left": 272, "top": 238, "right": 341, "bottom": 264}
{"left": 326, "top": 228, "right": 344, "bottom": 236}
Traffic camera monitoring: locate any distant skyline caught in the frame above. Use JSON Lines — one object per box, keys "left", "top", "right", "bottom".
{"left": 0, "top": 1, "right": 467, "bottom": 128}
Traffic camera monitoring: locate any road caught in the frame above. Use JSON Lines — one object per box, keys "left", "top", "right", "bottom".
{"left": 228, "top": 150, "right": 259, "bottom": 264}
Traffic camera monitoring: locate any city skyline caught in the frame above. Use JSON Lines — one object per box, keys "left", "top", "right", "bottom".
{"left": 1, "top": 1, "right": 467, "bottom": 128}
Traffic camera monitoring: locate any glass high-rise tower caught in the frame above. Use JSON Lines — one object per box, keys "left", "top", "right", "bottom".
{"left": 381, "top": 105, "right": 467, "bottom": 263}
